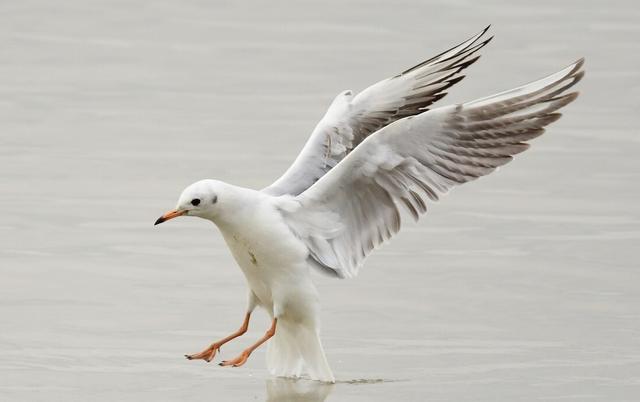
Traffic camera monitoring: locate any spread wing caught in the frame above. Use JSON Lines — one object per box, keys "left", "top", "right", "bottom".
{"left": 281, "top": 59, "right": 585, "bottom": 278}
{"left": 262, "top": 26, "right": 493, "bottom": 196}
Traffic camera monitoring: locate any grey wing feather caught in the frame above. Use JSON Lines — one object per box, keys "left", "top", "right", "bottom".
{"left": 263, "top": 26, "right": 493, "bottom": 197}
{"left": 282, "top": 58, "right": 584, "bottom": 278}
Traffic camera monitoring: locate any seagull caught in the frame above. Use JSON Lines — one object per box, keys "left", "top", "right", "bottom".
{"left": 154, "top": 26, "right": 584, "bottom": 383}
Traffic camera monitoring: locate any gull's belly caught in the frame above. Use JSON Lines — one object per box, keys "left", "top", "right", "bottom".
{"left": 222, "top": 230, "right": 310, "bottom": 313}
{"left": 228, "top": 238, "right": 275, "bottom": 307}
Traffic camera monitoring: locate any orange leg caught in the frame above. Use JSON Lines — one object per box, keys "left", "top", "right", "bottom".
{"left": 185, "top": 312, "right": 251, "bottom": 362}
{"left": 219, "top": 318, "right": 277, "bottom": 367}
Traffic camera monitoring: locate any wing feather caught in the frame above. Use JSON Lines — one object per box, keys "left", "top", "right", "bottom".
{"left": 281, "top": 59, "right": 585, "bottom": 278}
{"left": 263, "top": 26, "right": 492, "bottom": 196}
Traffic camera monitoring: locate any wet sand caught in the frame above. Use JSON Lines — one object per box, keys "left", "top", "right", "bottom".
{"left": 1, "top": 0, "right": 639, "bottom": 401}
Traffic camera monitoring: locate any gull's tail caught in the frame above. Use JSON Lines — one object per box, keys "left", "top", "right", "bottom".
{"left": 266, "top": 318, "right": 335, "bottom": 383}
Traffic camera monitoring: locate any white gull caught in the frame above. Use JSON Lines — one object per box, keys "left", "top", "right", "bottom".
{"left": 154, "top": 26, "right": 584, "bottom": 383}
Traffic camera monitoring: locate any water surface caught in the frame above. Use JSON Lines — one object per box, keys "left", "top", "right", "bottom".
{"left": 1, "top": 0, "right": 639, "bottom": 401}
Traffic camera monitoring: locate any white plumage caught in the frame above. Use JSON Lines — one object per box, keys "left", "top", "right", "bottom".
{"left": 155, "top": 27, "right": 584, "bottom": 383}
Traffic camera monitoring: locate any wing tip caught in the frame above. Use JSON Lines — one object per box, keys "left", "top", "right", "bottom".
{"left": 447, "top": 74, "right": 466, "bottom": 87}
{"left": 476, "top": 24, "right": 492, "bottom": 41}
{"left": 564, "top": 91, "right": 580, "bottom": 103}
{"left": 544, "top": 112, "right": 563, "bottom": 125}
{"left": 399, "top": 25, "right": 492, "bottom": 76}
{"left": 564, "top": 57, "right": 585, "bottom": 79}
{"left": 475, "top": 24, "right": 492, "bottom": 41}
{"left": 572, "top": 66, "right": 586, "bottom": 87}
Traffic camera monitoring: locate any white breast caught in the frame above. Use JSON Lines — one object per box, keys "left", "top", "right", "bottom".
{"left": 217, "top": 198, "right": 310, "bottom": 311}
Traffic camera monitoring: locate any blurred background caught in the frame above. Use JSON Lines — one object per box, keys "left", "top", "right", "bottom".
{"left": 1, "top": 0, "right": 639, "bottom": 401}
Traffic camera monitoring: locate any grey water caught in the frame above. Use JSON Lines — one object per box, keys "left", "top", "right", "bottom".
{"left": 1, "top": 0, "right": 639, "bottom": 401}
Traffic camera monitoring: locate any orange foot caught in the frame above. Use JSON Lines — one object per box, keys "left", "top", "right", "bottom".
{"left": 219, "top": 351, "right": 250, "bottom": 367}
{"left": 185, "top": 344, "right": 220, "bottom": 362}
{"left": 185, "top": 313, "right": 252, "bottom": 363}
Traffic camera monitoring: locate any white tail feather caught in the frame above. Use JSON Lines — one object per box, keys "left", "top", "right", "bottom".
{"left": 267, "top": 319, "right": 335, "bottom": 383}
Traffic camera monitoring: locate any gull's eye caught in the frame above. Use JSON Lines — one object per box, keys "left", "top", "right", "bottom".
{"left": 191, "top": 198, "right": 201, "bottom": 206}
{"left": 212, "top": 195, "right": 217, "bottom": 204}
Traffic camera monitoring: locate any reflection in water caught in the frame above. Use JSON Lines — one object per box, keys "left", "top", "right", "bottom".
{"left": 266, "top": 378, "right": 335, "bottom": 402}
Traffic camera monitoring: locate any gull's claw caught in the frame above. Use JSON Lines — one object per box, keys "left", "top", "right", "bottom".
{"left": 185, "top": 345, "right": 219, "bottom": 362}
{"left": 219, "top": 351, "right": 250, "bottom": 367}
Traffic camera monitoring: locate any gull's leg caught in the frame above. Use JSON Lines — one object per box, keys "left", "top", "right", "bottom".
{"left": 185, "top": 292, "right": 258, "bottom": 362}
{"left": 185, "top": 312, "right": 251, "bottom": 362}
{"left": 219, "top": 318, "right": 277, "bottom": 367}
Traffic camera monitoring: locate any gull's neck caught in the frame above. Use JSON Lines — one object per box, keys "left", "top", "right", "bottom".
{"left": 206, "top": 184, "right": 268, "bottom": 231}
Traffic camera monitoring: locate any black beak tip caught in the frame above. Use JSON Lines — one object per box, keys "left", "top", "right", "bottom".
{"left": 154, "top": 217, "right": 165, "bottom": 226}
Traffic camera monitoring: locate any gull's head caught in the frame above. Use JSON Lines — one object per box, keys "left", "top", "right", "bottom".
{"left": 154, "top": 179, "right": 226, "bottom": 225}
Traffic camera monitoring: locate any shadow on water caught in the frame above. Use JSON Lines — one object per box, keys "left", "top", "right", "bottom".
{"left": 266, "top": 378, "right": 335, "bottom": 402}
